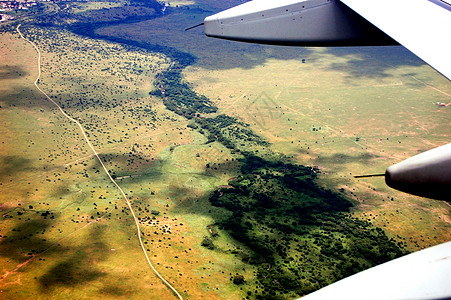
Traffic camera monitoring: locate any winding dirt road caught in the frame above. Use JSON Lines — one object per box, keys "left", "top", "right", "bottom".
{"left": 15, "top": 24, "right": 183, "bottom": 300}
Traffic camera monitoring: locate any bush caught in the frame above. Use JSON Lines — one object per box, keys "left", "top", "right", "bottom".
{"left": 201, "top": 237, "right": 215, "bottom": 250}
{"left": 233, "top": 274, "right": 245, "bottom": 285}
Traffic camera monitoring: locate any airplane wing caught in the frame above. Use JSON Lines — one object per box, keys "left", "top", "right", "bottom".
{"left": 204, "top": 0, "right": 451, "bottom": 80}
{"left": 300, "top": 241, "right": 451, "bottom": 300}
{"left": 339, "top": 0, "right": 451, "bottom": 80}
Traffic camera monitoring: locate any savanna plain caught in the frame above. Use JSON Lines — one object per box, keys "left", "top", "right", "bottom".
{"left": 0, "top": 0, "right": 450, "bottom": 299}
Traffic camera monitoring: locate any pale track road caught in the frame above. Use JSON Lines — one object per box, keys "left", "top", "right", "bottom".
{"left": 15, "top": 24, "right": 183, "bottom": 300}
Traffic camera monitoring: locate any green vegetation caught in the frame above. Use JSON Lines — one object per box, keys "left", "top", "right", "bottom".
{"left": 208, "top": 156, "right": 405, "bottom": 297}
{"left": 0, "top": 23, "right": 187, "bottom": 299}
{"left": 32, "top": 0, "right": 163, "bottom": 28}
{"left": 196, "top": 115, "right": 269, "bottom": 149}
{"left": 153, "top": 68, "right": 217, "bottom": 118}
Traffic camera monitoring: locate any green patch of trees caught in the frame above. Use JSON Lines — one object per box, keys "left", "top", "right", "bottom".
{"left": 195, "top": 115, "right": 269, "bottom": 149}
{"left": 154, "top": 69, "right": 217, "bottom": 118}
{"left": 208, "top": 156, "right": 407, "bottom": 297}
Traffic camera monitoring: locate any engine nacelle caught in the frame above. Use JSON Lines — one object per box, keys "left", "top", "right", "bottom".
{"left": 385, "top": 143, "right": 451, "bottom": 201}
{"left": 204, "top": 0, "right": 396, "bottom": 46}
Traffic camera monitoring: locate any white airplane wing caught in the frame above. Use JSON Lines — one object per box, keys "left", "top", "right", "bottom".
{"left": 204, "top": 0, "right": 451, "bottom": 80}
{"left": 340, "top": 0, "right": 451, "bottom": 80}
{"left": 299, "top": 241, "right": 451, "bottom": 300}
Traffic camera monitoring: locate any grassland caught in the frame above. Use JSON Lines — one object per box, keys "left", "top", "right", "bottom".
{"left": 183, "top": 47, "right": 451, "bottom": 250}
{"left": 1, "top": 0, "right": 450, "bottom": 299}
{"left": 0, "top": 25, "right": 248, "bottom": 299}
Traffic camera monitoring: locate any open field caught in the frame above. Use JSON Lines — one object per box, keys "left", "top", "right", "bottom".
{"left": 183, "top": 46, "right": 451, "bottom": 250}
{"left": 70, "top": 1, "right": 127, "bottom": 14}
{"left": 0, "top": 26, "right": 249, "bottom": 299}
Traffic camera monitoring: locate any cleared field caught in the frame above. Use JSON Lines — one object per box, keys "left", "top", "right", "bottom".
{"left": 162, "top": 0, "right": 196, "bottom": 8}
{"left": 70, "top": 1, "right": 127, "bottom": 14}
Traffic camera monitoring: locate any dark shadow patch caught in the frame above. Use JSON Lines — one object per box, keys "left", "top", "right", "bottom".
{"left": 166, "top": 184, "right": 193, "bottom": 202}
{"left": 98, "top": 285, "right": 134, "bottom": 297}
{"left": 0, "top": 214, "right": 61, "bottom": 262}
{"left": 0, "top": 155, "right": 35, "bottom": 183}
{"left": 39, "top": 225, "right": 109, "bottom": 290}
{"left": 0, "top": 155, "right": 32, "bottom": 174}
{"left": 49, "top": 183, "right": 75, "bottom": 199}
{"left": 0, "top": 65, "right": 29, "bottom": 79}
{"left": 325, "top": 46, "right": 424, "bottom": 80}
{"left": 39, "top": 260, "right": 104, "bottom": 288}
{"left": 95, "top": 154, "right": 164, "bottom": 183}
{"left": 0, "top": 86, "right": 56, "bottom": 110}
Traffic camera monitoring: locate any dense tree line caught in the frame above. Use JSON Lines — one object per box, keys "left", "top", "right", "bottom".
{"left": 195, "top": 115, "right": 269, "bottom": 149}
{"left": 153, "top": 69, "right": 217, "bottom": 118}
